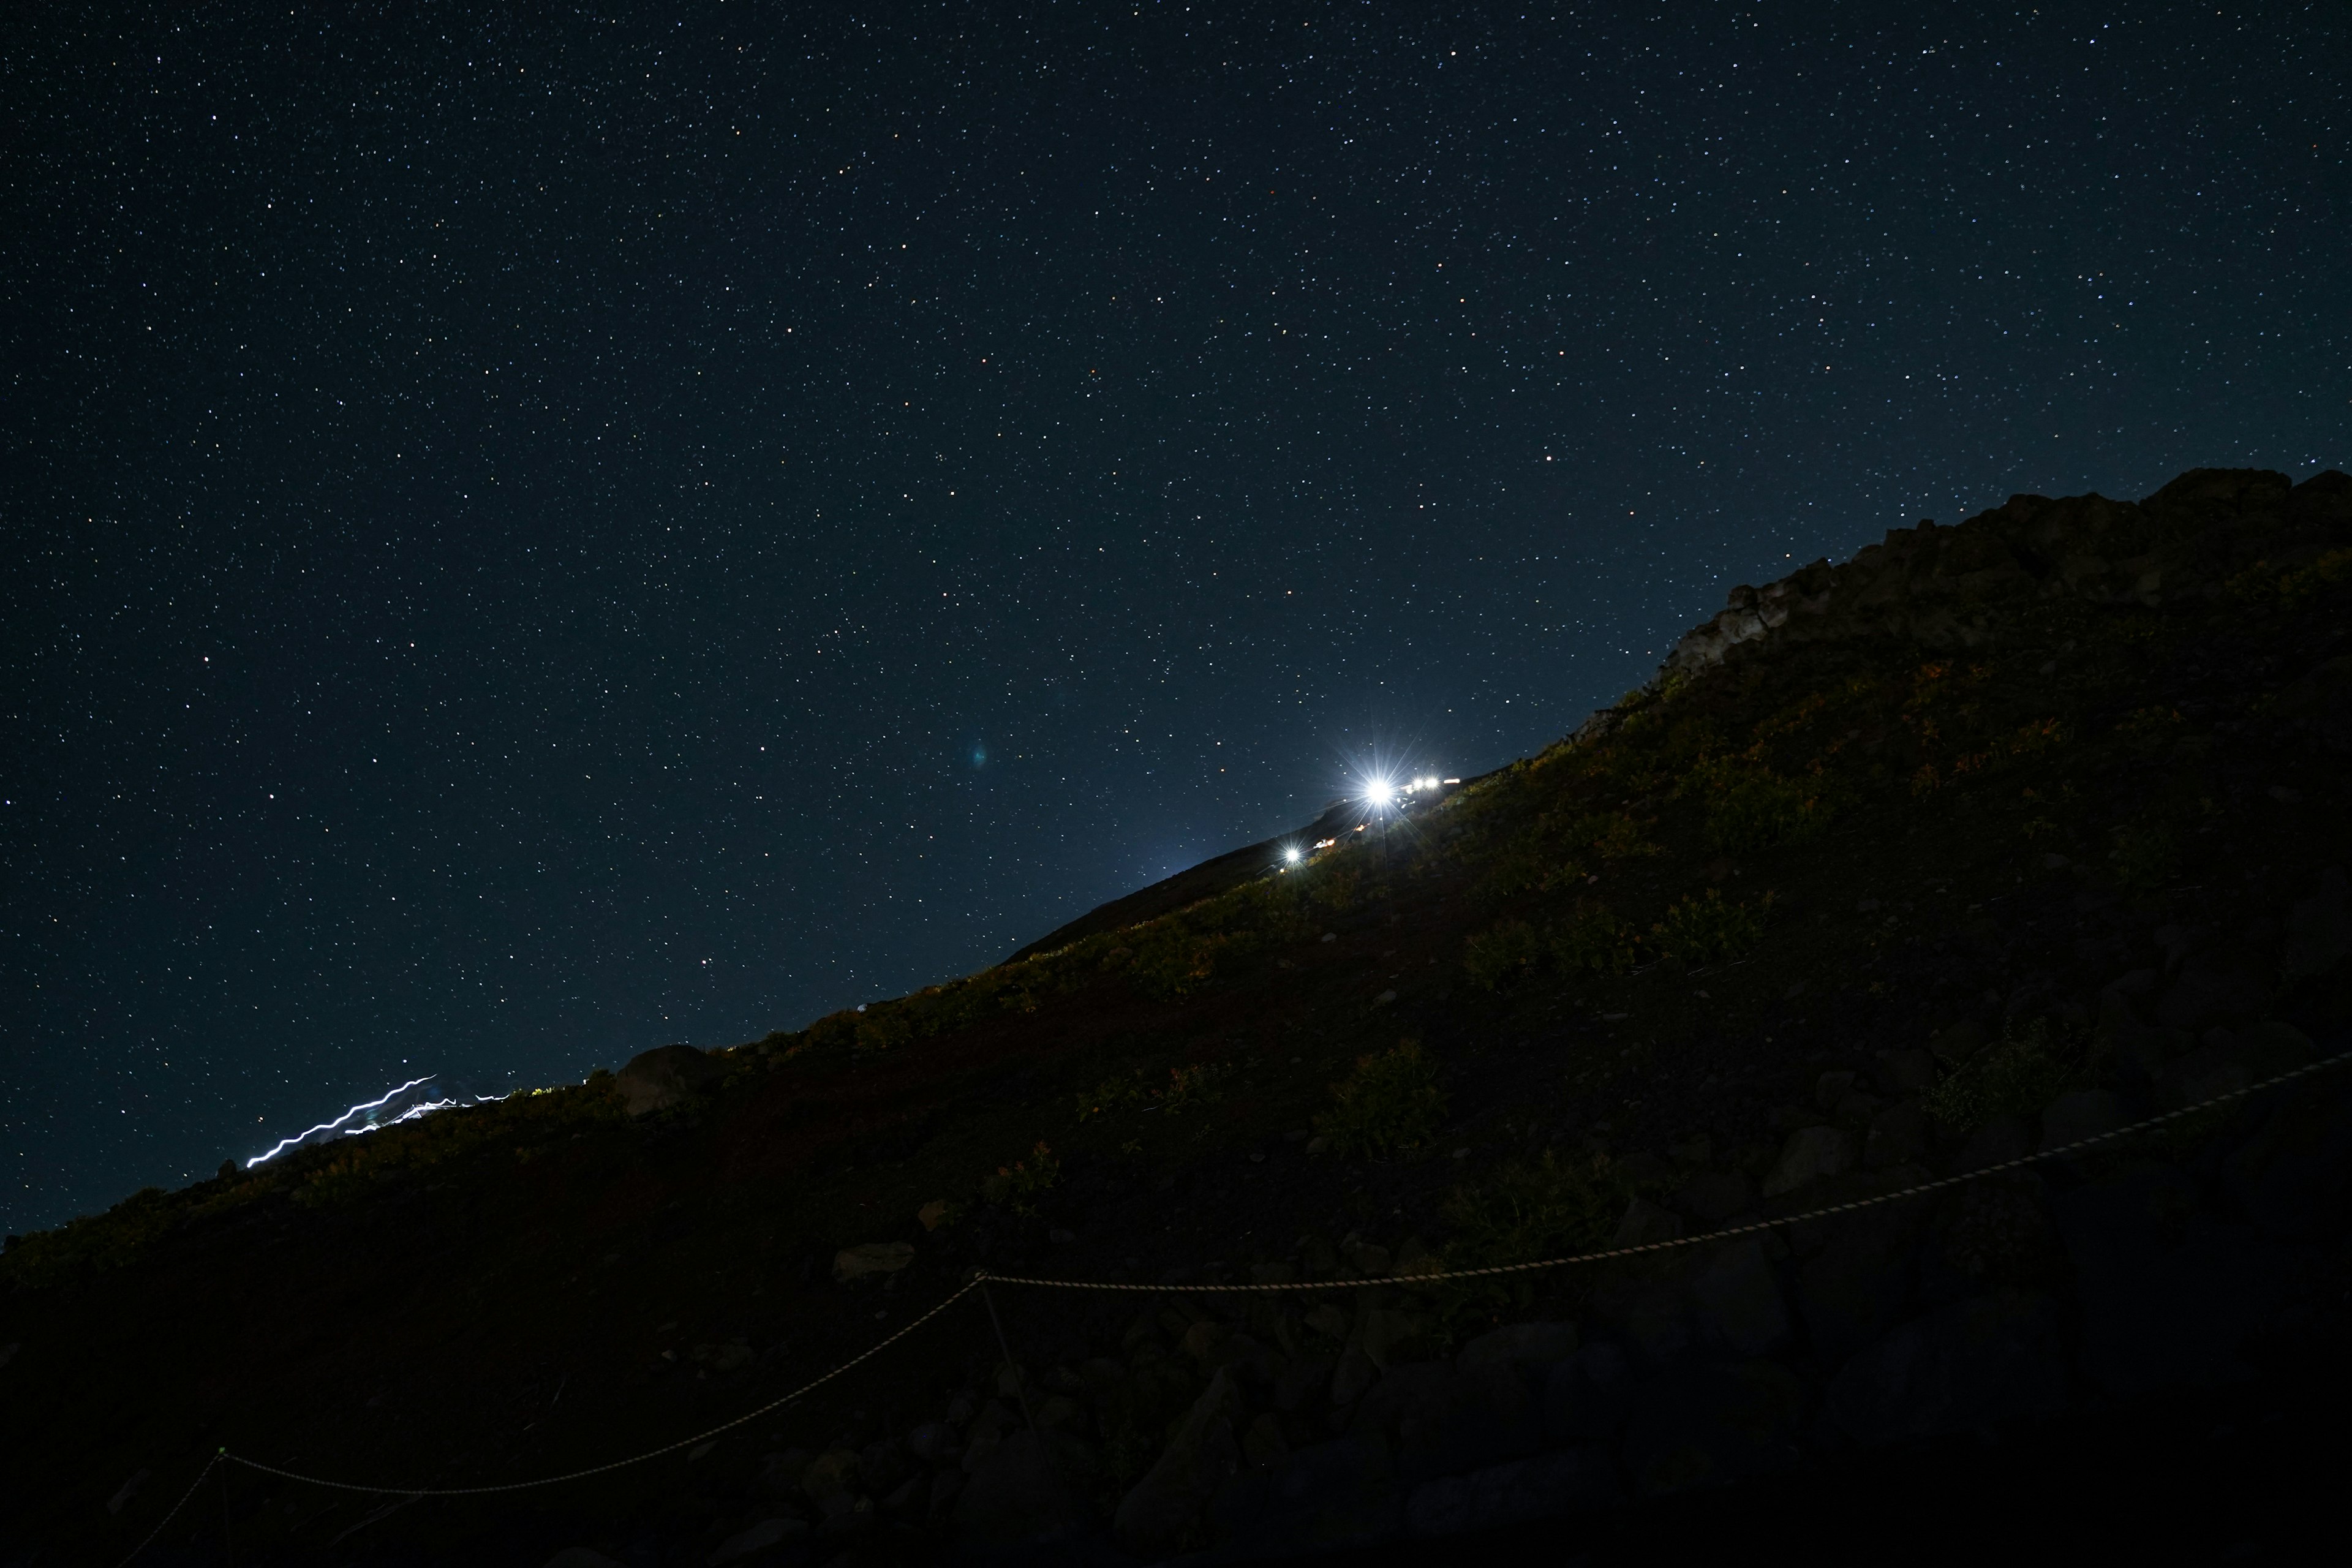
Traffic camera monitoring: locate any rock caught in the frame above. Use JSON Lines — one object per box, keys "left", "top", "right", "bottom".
{"left": 1586, "top": 1264, "right": 1695, "bottom": 1366}
{"left": 1864, "top": 1101, "right": 1930, "bottom": 1169}
{"left": 832, "top": 1242, "right": 915, "bottom": 1283}
{"left": 2230, "top": 1020, "right": 2320, "bottom": 1081}
{"left": 1274, "top": 1353, "right": 1335, "bottom": 1412}
{"left": 706, "top": 1518, "right": 807, "bottom": 1566}
{"left": 2151, "top": 944, "right": 2272, "bottom": 1033}
{"left": 2225, "top": 1077, "right": 2352, "bottom": 1239}
{"left": 2152, "top": 1046, "right": 2248, "bottom": 1110}
{"left": 1112, "top": 1368, "right": 1242, "bottom": 1556}
{"left": 858, "top": 1439, "right": 906, "bottom": 1494}
{"left": 800, "top": 1448, "right": 861, "bottom": 1509}
{"left": 1875, "top": 1047, "right": 1937, "bottom": 1096}
{"left": 1617, "top": 1150, "right": 1678, "bottom": 1188}
{"left": 1689, "top": 1237, "right": 1791, "bottom": 1356}
{"left": 1674, "top": 1166, "right": 1757, "bottom": 1223}
{"left": 1824, "top": 1287, "right": 2070, "bottom": 1445}
{"left": 753, "top": 1448, "right": 814, "bottom": 1502}
{"left": 1796, "top": 1200, "right": 1924, "bottom": 1365}
{"left": 1544, "top": 1343, "right": 1637, "bottom": 1443}
{"left": 543, "top": 1552, "right": 627, "bottom": 1568}
{"left": 1330, "top": 1345, "right": 1379, "bottom": 1407}
{"left": 954, "top": 1430, "right": 1095, "bottom": 1545}
{"left": 1612, "top": 1196, "right": 1686, "bottom": 1247}
{"left": 2057, "top": 1165, "right": 2299, "bottom": 1396}
{"left": 903, "top": 1422, "right": 956, "bottom": 1462}
{"left": 2040, "top": 1089, "right": 2126, "bottom": 1152}
{"left": 1243, "top": 1411, "right": 1289, "bottom": 1464}
{"left": 1619, "top": 1360, "right": 1806, "bottom": 1496}
{"left": 959, "top": 1403, "right": 1017, "bottom": 1473}
{"left": 1954, "top": 1115, "right": 2030, "bottom": 1172}
{"left": 613, "top": 1043, "right": 723, "bottom": 1117}
{"left": 1814, "top": 1070, "right": 1858, "bottom": 1111}
{"left": 1357, "top": 1308, "right": 1424, "bottom": 1371}
{"left": 1455, "top": 1321, "right": 1578, "bottom": 1375}
{"left": 1209, "top": 1434, "right": 1401, "bottom": 1556}
{"left": 1405, "top": 1446, "right": 1624, "bottom": 1537}
{"left": 928, "top": 1469, "right": 963, "bottom": 1516}
{"left": 1384, "top": 1363, "right": 1545, "bottom": 1488}
{"left": 1762, "top": 1126, "right": 1853, "bottom": 1197}
{"left": 2283, "top": 869, "right": 2351, "bottom": 977}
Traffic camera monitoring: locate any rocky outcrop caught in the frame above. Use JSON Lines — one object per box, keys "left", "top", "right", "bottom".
{"left": 613, "top": 1043, "right": 723, "bottom": 1117}
{"left": 1661, "top": 467, "right": 2352, "bottom": 679}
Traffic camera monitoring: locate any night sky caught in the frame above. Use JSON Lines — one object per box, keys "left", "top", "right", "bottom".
{"left": 5, "top": 2, "right": 2346, "bottom": 1234}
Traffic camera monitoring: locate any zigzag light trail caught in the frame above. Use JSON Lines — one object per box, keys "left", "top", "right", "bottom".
{"left": 243, "top": 1077, "right": 506, "bottom": 1169}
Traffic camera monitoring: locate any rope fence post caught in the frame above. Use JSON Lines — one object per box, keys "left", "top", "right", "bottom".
{"left": 979, "top": 1278, "right": 1039, "bottom": 1435}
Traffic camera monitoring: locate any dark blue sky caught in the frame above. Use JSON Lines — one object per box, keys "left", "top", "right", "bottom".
{"left": 4, "top": 1, "right": 2346, "bottom": 1233}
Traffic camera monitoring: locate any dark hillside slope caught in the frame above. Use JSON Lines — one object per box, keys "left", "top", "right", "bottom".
{"left": 6, "top": 467, "right": 2351, "bottom": 1567}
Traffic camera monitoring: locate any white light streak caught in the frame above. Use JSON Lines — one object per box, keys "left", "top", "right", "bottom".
{"left": 243, "top": 1079, "right": 512, "bottom": 1168}
{"left": 246, "top": 1077, "right": 438, "bottom": 1167}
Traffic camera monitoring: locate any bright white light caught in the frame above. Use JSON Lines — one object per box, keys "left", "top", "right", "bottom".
{"left": 1282, "top": 845, "right": 1302, "bottom": 864}
{"left": 243, "top": 1079, "right": 511, "bottom": 1167}
{"left": 1365, "top": 778, "right": 1394, "bottom": 807}
{"left": 246, "top": 1077, "right": 437, "bottom": 1167}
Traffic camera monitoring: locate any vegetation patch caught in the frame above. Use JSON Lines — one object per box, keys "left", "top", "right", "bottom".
{"left": 1463, "top": 919, "right": 1542, "bottom": 990}
{"left": 979, "top": 1142, "right": 1061, "bottom": 1216}
{"left": 1441, "top": 1150, "right": 1626, "bottom": 1309}
{"left": 1922, "top": 1018, "right": 2090, "bottom": 1134}
{"left": 1651, "top": 889, "right": 1772, "bottom": 966}
{"left": 1316, "top": 1039, "right": 1447, "bottom": 1156}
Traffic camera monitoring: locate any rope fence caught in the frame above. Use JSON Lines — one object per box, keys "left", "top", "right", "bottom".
{"left": 117, "top": 1044, "right": 2351, "bottom": 1563}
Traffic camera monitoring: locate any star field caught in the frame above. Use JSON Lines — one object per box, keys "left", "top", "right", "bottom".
{"left": 3, "top": 1, "right": 2346, "bottom": 1232}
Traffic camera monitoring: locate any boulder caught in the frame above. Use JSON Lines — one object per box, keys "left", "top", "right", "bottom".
{"left": 1384, "top": 1363, "right": 1545, "bottom": 1488}
{"left": 2225, "top": 1076, "right": 2352, "bottom": 1239}
{"left": 2151, "top": 944, "right": 2272, "bottom": 1033}
{"left": 953, "top": 1430, "right": 1095, "bottom": 1545}
{"left": 1209, "top": 1434, "right": 1401, "bottom": 1556}
{"left": 706, "top": 1518, "right": 807, "bottom": 1566}
{"left": 2282, "top": 869, "right": 2350, "bottom": 978}
{"left": 832, "top": 1242, "right": 915, "bottom": 1283}
{"left": 1672, "top": 1166, "right": 1757, "bottom": 1223}
{"left": 2040, "top": 1089, "right": 2126, "bottom": 1152}
{"left": 2057, "top": 1165, "right": 2298, "bottom": 1396}
{"left": 1796, "top": 1203, "right": 1924, "bottom": 1364}
{"left": 1455, "top": 1321, "right": 1578, "bottom": 1376}
{"left": 1864, "top": 1100, "right": 1930, "bottom": 1169}
{"left": 2151, "top": 1046, "right": 2248, "bottom": 1110}
{"left": 1823, "top": 1287, "right": 2070, "bottom": 1445}
{"left": 1688, "top": 1237, "right": 1790, "bottom": 1357}
{"left": 1543, "top": 1343, "right": 1637, "bottom": 1444}
{"left": 1874, "top": 1047, "right": 1938, "bottom": 1096}
{"left": 1611, "top": 1196, "right": 1685, "bottom": 1247}
{"left": 1619, "top": 1360, "right": 1806, "bottom": 1496}
{"left": 1762, "top": 1126, "right": 1853, "bottom": 1196}
{"left": 1113, "top": 1368, "right": 1241, "bottom": 1556}
{"left": 1404, "top": 1446, "right": 1624, "bottom": 1537}
{"left": 1953, "top": 1114, "right": 2030, "bottom": 1172}
{"left": 613, "top": 1043, "right": 723, "bottom": 1117}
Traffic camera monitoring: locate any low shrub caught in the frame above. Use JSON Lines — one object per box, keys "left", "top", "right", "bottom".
{"left": 1463, "top": 920, "right": 1542, "bottom": 990}
{"left": 1548, "top": 902, "right": 1645, "bottom": 975}
{"left": 981, "top": 1142, "right": 1061, "bottom": 1216}
{"left": 2107, "top": 818, "right": 2180, "bottom": 889}
{"left": 1700, "top": 764, "right": 1837, "bottom": 853}
{"left": 1317, "top": 1039, "right": 1447, "bottom": 1156}
{"left": 1441, "top": 1150, "right": 1626, "bottom": 1308}
{"left": 1921, "top": 1017, "right": 2086, "bottom": 1134}
{"left": 1651, "top": 889, "right": 1771, "bottom": 965}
